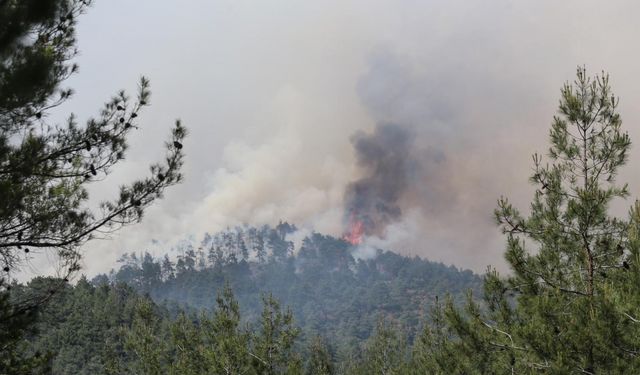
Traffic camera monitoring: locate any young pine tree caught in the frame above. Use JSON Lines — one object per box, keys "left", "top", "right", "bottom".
{"left": 419, "top": 68, "right": 640, "bottom": 373}
{"left": 124, "top": 299, "right": 169, "bottom": 375}
{"left": 169, "top": 312, "right": 207, "bottom": 375}
{"left": 252, "top": 293, "right": 301, "bottom": 375}
{"left": 346, "top": 318, "right": 408, "bottom": 375}
{"left": 305, "top": 335, "right": 334, "bottom": 375}
{"left": 199, "top": 283, "right": 253, "bottom": 375}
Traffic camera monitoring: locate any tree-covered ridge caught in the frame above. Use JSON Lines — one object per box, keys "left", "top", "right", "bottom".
{"left": 103, "top": 223, "right": 482, "bottom": 354}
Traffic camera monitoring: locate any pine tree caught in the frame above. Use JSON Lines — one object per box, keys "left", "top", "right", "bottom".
{"left": 169, "top": 312, "right": 206, "bottom": 375}
{"left": 0, "top": 1, "right": 186, "bottom": 369}
{"left": 255, "top": 230, "right": 267, "bottom": 263}
{"left": 124, "top": 299, "right": 169, "bottom": 375}
{"left": 305, "top": 335, "right": 334, "bottom": 375}
{"left": 236, "top": 231, "right": 249, "bottom": 261}
{"left": 420, "top": 68, "right": 640, "bottom": 373}
{"left": 0, "top": 0, "right": 185, "bottom": 282}
{"left": 351, "top": 318, "right": 408, "bottom": 375}
{"left": 196, "top": 246, "right": 206, "bottom": 270}
{"left": 141, "top": 252, "right": 161, "bottom": 293}
{"left": 410, "top": 296, "right": 465, "bottom": 374}
{"left": 252, "top": 293, "right": 301, "bottom": 374}
{"left": 161, "top": 254, "right": 175, "bottom": 281}
{"left": 199, "top": 283, "right": 253, "bottom": 375}
{"left": 184, "top": 245, "right": 197, "bottom": 271}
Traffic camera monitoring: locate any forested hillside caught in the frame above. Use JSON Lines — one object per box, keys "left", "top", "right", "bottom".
{"left": 102, "top": 223, "right": 481, "bottom": 353}
{"left": 10, "top": 276, "right": 410, "bottom": 374}
{"left": 7, "top": 225, "right": 481, "bottom": 373}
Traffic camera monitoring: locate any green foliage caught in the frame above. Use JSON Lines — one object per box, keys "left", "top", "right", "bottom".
{"left": 198, "top": 284, "right": 253, "bottom": 374}
{"left": 106, "top": 226, "right": 480, "bottom": 357}
{"left": 252, "top": 293, "right": 301, "bottom": 374}
{"left": 0, "top": 0, "right": 78, "bottom": 121}
{"left": 0, "top": 1, "right": 186, "bottom": 371}
{"left": 124, "top": 299, "right": 169, "bottom": 375}
{"left": 130, "top": 286, "right": 302, "bottom": 375}
{"left": 11, "top": 277, "right": 304, "bottom": 374}
{"left": 343, "top": 319, "right": 409, "bottom": 375}
{"left": 15, "top": 266, "right": 470, "bottom": 374}
{"left": 5, "top": 277, "right": 156, "bottom": 374}
{"left": 1, "top": 0, "right": 185, "bottom": 280}
{"left": 0, "top": 289, "right": 51, "bottom": 374}
{"left": 167, "top": 312, "right": 205, "bottom": 375}
{"left": 414, "top": 68, "right": 640, "bottom": 373}
{"left": 305, "top": 336, "right": 334, "bottom": 375}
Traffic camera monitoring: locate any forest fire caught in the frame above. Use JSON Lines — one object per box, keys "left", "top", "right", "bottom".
{"left": 343, "top": 213, "right": 364, "bottom": 245}
{"left": 342, "top": 125, "right": 412, "bottom": 248}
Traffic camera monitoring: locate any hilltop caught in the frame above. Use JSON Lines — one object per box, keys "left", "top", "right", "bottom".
{"left": 101, "top": 223, "right": 482, "bottom": 352}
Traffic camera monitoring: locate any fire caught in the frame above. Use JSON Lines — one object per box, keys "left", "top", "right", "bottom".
{"left": 343, "top": 213, "right": 364, "bottom": 245}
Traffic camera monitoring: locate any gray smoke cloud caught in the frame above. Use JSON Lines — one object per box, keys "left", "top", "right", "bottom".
{"left": 344, "top": 124, "right": 413, "bottom": 236}
{"left": 343, "top": 48, "right": 470, "bottom": 246}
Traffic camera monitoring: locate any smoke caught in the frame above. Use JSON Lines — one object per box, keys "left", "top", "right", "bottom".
{"left": 60, "top": 0, "right": 640, "bottom": 277}
{"left": 342, "top": 49, "right": 463, "bottom": 243}
{"left": 336, "top": 46, "right": 518, "bottom": 266}
{"left": 344, "top": 124, "right": 414, "bottom": 236}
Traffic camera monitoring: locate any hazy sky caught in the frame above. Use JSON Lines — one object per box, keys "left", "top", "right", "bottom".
{"left": 45, "top": 0, "right": 640, "bottom": 276}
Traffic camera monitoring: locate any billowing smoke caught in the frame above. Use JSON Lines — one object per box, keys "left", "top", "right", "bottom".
{"left": 343, "top": 124, "right": 413, "bottom": 240}
{"left": 67, "top": 0, "right": 640, "bottom": 277}
{"left": 342, "top": 49, "right": 458, "bottom": 245}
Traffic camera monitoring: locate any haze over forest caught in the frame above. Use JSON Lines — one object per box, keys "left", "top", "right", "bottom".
{"left": 46, "top": 0, "right": 640, "bottom": 277}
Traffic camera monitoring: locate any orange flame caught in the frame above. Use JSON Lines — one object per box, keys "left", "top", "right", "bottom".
{"left": 343, "top": 213, "right": 364, "bottom": 245}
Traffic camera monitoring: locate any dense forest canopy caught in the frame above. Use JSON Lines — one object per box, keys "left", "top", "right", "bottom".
{"left": 13, "top": 225, "right": 482, "bottom": 373}
{"left": 103, "top": 224, "right": 481, "bottom": 348}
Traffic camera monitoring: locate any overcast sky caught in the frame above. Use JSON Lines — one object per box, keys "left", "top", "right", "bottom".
{"left": 43, "top": 0, "right": 640, "bottom": 276}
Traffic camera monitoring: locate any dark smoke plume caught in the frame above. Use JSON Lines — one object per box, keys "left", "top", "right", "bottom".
{"left": 344, "top": 124, "right": 414, "bottom": 237}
